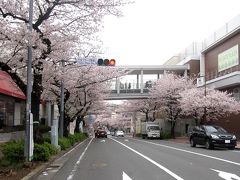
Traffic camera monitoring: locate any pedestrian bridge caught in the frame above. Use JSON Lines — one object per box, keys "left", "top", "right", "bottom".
{"left": 106, "top": 65, "right": 189, "bottom": 100}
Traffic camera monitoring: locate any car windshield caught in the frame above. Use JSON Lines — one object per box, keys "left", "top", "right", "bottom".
{"left": 148, "top": 126, "right": 160, "bottom": 130}
{"left": 205, "top": 126, "right": 227, "bottom": 133}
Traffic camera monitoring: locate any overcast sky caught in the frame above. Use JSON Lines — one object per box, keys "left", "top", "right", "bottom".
{"left": 99, "top": 0, "right": 240, "bottom": 66}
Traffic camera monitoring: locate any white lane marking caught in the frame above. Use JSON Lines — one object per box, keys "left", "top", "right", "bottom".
{"left": 233, "top": 150, "right": 240, "bottom": 153}
{"left": 67, "top": 138, "right": 93, "bottom": 180}
{"left": 211, "top": 169, "right": 240, "bottom": 180}
{"left": 123, "top": 171, "right": 132, "bottom": 180}
{"left": 42, "top": 171, "right": 48, "bottom": 176}
{"left": 100, "top": 139, "right": 106, "bottom": 142}
{"left": 134, "top": 139, "right": 240, "bottom": 166}
{"left": 62, "top": 138, "right": 88, "bottom": 157}
{"left": 111, "top": 138, "right": 184, "bottom": 180}
{"left": 124, "top": 139, "right": 129, "bottom": 142}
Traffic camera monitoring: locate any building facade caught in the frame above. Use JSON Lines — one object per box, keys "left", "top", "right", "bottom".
{"left": 0, "top": 71, "right": 26, "bottom": 130}
{"left": 199, "top": 15, "right": 240, "bottom": 137}
{"left": 164, "top": 14, "right": 240, "bottom": 137}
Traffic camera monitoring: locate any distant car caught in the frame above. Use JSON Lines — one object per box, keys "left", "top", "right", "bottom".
{"left": 106, "top": 130, "right": 111, "bottom": 135}
{"left": 189, "top": 125, "right": 237, "bottom": 150}
{"left": 95, "top": 129, "right": 107, "bottom": 138}
{"left": 115, "top": 130, "right": 124, "bottom": 137}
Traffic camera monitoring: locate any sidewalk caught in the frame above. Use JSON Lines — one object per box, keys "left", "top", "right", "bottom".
{"left": 169, "top": 136, "right": 240, "bottom": 150}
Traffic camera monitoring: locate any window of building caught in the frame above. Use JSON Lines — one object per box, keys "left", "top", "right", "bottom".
{"left": 0, "top": 96, "right": 14, "bottom": 128}
{"left": 232, "top": 88, "right": 240, "bottom": 101}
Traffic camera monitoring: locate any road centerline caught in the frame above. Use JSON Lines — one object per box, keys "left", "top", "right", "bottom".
{"left": 133, "top": 138, "right": 240, "bottom": 166}
{"left": 110, "top": 137, "right": 184, "bottom": 180}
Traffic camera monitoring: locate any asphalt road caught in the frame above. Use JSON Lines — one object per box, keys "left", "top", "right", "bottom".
{"left": 37, "top": 136, "right": 240, "bottom": 180}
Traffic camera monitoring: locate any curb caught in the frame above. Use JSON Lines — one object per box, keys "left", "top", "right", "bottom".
{"left": 21, "top": 163, "right": 48, "bottom": 180}
{"left": 21, "top": 138, "right": 89, "bottom": 180}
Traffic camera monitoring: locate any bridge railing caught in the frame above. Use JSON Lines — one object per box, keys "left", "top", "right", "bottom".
{"left": 111, "top": 88, "right": 150, "bottom": 94}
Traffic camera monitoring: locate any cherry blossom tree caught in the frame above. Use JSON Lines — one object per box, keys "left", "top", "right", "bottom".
{"left": 149, "top": 73, "right": 193, "bottom": 137}
{"left": 41, "top": 63, "right": 127, "bottom": 135}
{"left": 179, "top": 87, "right": 240, "bottom": 125}
{"left": 95, "top": 112, "right": 130, "bottom": 130}
{"left": 0, "top": 0, "right": 130, "bottom": 121}
{"left": 121, "top": 99, "right": 159, "bottom": 121}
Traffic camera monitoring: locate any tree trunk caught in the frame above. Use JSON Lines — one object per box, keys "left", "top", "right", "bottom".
{"left": 31, "top": 68, "right": 43, "bottom": 122}
{"left": 153, "top": 111, "right": 156, "bottom": 121}
{"left": 63, "top": 114, "right": 70, "bottom": 137}
{"left": 170, "top": 121, "right": 176, "bottom": 138}
{"left": 32, "top": 92, "right": 41, "bottom": 122}
{"left": 145, "top": 112, "right": 149, "bottom": 121}
{"left": 75, "top": 116, "right": 84, "bottom": 133}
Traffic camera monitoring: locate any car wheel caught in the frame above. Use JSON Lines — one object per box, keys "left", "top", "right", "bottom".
{"left": 190, "top": 138, "right": 196, "bottom": 147}
{"left": 205, "top": 139, "right": 213, "bottom": 149}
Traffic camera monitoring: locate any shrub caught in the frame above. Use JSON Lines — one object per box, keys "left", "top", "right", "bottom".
{"left": 68, "top": 134, "right": 77, "bottom": 145}
{"left": 1, "top": 140, "right": 24, "bottom": 163}
{"left": 83, "top": 132, "right": 89, "bottom": 138}
{"left": 58, "top": 137, "right": 71, "bottom": 150}
{"left": 74, "top": 133, "right": 84, "bottom": 141}
{"left": 135, "top": 133, "right": 142, "bottom": 137}
{"left": 0, "top": 158, "right": 12, "bottom": 167}
{"left": 42, "top": 133, "right": 51, "bottom": 143}
{"left": 160, "top": 131, "right": 173, "bottom": 139}
{"left": 33, "top": 143, "right": 50, "bottom": 161}
{"left": 43, "top": 142, "right": 58, "bottom": 155}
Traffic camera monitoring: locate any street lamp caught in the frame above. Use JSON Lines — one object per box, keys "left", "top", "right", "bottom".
{"left": 59, "top": 59, "right": 78, "bottom": 137}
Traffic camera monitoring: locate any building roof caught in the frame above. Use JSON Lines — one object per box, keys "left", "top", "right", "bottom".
{"left": 0, "top": 71, "right": 26, "bottom": 100}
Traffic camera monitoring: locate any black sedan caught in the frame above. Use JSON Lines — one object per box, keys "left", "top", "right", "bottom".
{"left": 95, "top": 129, "right": 107, "bottom": 138}
{"left": 189, "top": 125, "right": 237, "bottom": 150}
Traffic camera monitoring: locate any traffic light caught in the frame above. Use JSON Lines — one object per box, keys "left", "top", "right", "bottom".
{"left": 97, "top": 58, "right": 116, "bottom": 66}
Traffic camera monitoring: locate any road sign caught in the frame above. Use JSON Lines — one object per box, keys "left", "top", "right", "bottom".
{"left": 76, "top": 58, "right": 97, "bottom": 65}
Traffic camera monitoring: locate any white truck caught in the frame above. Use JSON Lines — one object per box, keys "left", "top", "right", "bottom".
{"left": 141, "top": 122, "right": 161, "bottom": 139}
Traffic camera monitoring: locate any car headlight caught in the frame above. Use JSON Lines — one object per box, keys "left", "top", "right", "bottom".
{"left": 211, "top": 134, "right": 219, "bottom": 139}
{"left": 232, "top": 135, "right": 237, "bottom": 140}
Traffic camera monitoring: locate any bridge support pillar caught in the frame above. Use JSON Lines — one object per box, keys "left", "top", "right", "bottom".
{"left": 140, "top": 70, "right": 144, "bottom": 93}
{"left": 200, "top": 53, "right": 205, "bottom": 78}
{"left": 184, "top": 69, "right": 188, "bottom": 77}
{"left": 116, "top": 77, "right": 120, "bottom": 94}
{"left": 136, "top": 74, "right": 139, "bottom": 89}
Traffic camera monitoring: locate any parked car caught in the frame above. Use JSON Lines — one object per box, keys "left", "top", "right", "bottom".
{"left": 110, "top": 131, "right": 115, "bottom": 136}
{"left": 189, "top": 125, "right": 237, "bottom": 150}
{"left": 115, "top": 130, "right": 124, "bottom": 137}
{"left": 95, "top": 128, "right": 107, "bottom": 138}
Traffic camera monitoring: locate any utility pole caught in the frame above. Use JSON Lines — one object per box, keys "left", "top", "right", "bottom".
{"left": 25, "top": 0, "right": 34, "bottom": 162}
{"left": 59, "top": 60, "right": 65, "bottom": 137}
{"left": 201, "top": 74, "right": 207, "bottom": 124}
{"left": 204, "top": 74, "right": 207, "bottom": 123}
